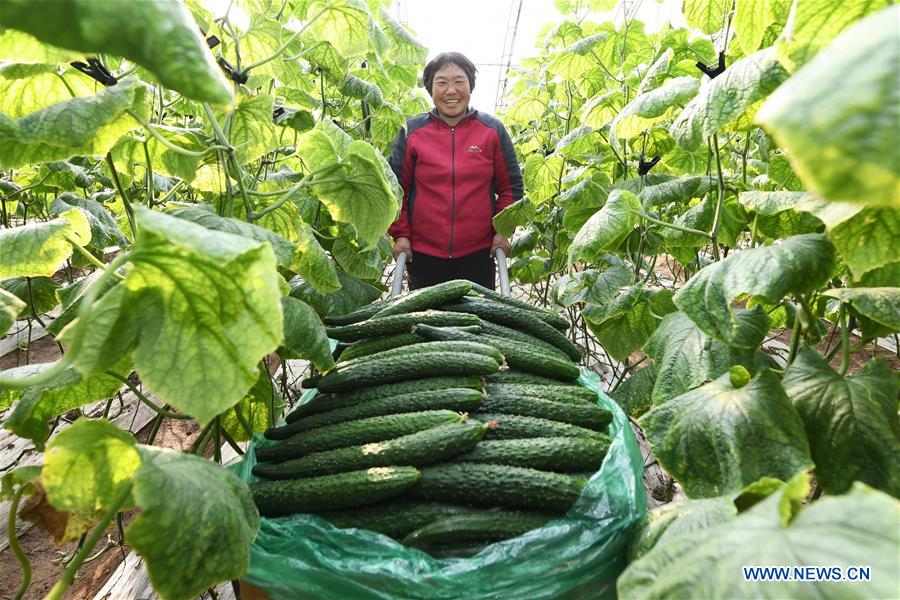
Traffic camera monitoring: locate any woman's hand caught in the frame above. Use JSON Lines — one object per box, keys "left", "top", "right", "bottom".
{"left": 491, "top": 233, "right": 511, "bottom": 256}
{"left": 393, "top": 237, "right": 412, "bottom": 262}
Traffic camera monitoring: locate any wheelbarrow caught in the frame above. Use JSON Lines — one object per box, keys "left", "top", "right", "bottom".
{"left": 390, "top": 248, "right": 511, "bottom": 298}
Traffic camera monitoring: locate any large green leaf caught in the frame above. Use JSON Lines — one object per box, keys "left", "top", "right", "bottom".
{"left": 111, "top": 126, "right": 207, "bottom": 183}
{"left": 221, "top": 366, "right": 276, "bottom": 443}
{"left": 569, "top": 189, "right": 641, "bottom": 264}
{"left": 290, "top": 269, "right": 382, "bottom": 319}
{"left": 0, "top": 276, "right": 59, "bottom": 316}
{"left": 50, "top": 193, "right": 128, "bottom": 257}
{"left": 0, "top": 29, "right": 80, "bottom": 64}
{"left": 166, "top": 205, "right": 295, "bottom": 270}
{"left": 0, "top": 63, "right": 98, "bottom": 118}
{"left": 638, "top": 175, "right": 715, "bottom": 208}
{"left": 547, "top": 33, "right": 610, "bottom": 79}
{"left": 0, "top": 209, "right": 90, "bottom": 279}
{"left": 552, "top": 263, "right": 635, "bottom": 308}
{"left": 62, "top": 207, "right": 283, "bottom": 425}
{"left": 783, "top": 347, "right": 900, "bottom": 497}
{"left": 1, "top": 357, "right": 129, "bottom": 449}
{"left": 41, "top": 419, "right": 140, "bottom": 516}
{"left": 127, "top": 447, "right": 259, "bottom": 600}
{"left": 644, "top": 311, "right": 768, "bottom": 406}
{"left": 584, "top": 286, "right": 676, "bottom": 361}
{"left": 0, "top": 287, "right": 26, "bottom": 336}
{"left": 618, "top": 482, "right": 900, "bottom": 599}
{"left": 734, "top": 0, "right": 789, "bottom": 55}
{"left": 291, "top": 223, "right": 341, "bottom": 294}
{"left": 628, "top": 496, "right": 737, "bottom": 562}
{"left": 682, "top": 0, "right": 728, "bottom": 34}
{"left": 611, "top": 76, "right": 699, "bottom": 140}
{"left": 340, "top": 74, "right": 384, "bottom": 110}
{"left": 672, "top": 48, "right": 788, "bottom": 151}
{"left": 579, "top": 89, "right": 623, "bottom": 129}
{"left": 492, "top": 198, "right": 537, "bottom": 238}
{"left": 280, "top": 296, "right": 335, "bottom": 372}
{"left": 0, "top": 0, "right": 232, "bottom": 104}
{"left": 305, "top": 0, "right": 373, "bottom": 58}
{"left": 558, "top": 176, "right": 610, "bottom": 232}
{"left": 610, "top": 363, "right": 657, "bottom": 419}
{"left": 0, "top": 78, "right": 148, "bottom": 169}
{"left": 778, "top": 0, "right": 891, "bottom": 71}
{"left": 674, "top": 234, "right": 835, "bottom": 347}
{"left": 523, "top": 153, "right": 564, "bottom": 204}
{"left": 757, "top": 6, "right": 899, "bottom": 208}
{"left": 378, "top": 9, "right": 427, "bottom": 66}
{"left": 825, "top": 207, "right": 899, "bottom": 279}
{"left": 823, "top": 287, "right": 900, "bottom": 334}
{"left": 222, "top": 93, "right": 278, "bottom": 165}
{"left": 640, "top": 368, "right": 813, "bottom": 498}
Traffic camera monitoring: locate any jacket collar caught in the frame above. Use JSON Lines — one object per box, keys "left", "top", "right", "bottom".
{"left": 428, "top": 107, "right": 478, "bottom": 127}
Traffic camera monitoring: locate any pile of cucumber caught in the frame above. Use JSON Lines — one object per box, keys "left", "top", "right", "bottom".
{"left": 250, "top": 280, "right": 613, "bottom": 558}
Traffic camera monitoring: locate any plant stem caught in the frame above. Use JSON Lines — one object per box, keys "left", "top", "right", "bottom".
{"left": 9, "top": 486, "right": 32, "bottom": 600}
{"left": 105, "top": 153, "right": 137, "bottom": 238}
{"left": 45, "top": 483, "right": 133, "bottom": 600}
{"left": 627, "top": 208, "right": 711, "bottom": 238}
{"left": 838, "top": 304, "right": 851, "bottom": 377}
{"left": 127, "top": 110, "right": 229, "bottom": 157}
{"left": 105, "top": 371, "right": 191, "bottom": 419}
{"left": 68, "top": 243, "right": 125, "bottom": 281}
{"left": 709, "top": 134, "right": 726, "bottom": 261}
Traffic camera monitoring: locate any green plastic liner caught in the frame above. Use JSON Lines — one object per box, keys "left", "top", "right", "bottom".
{"left": 235, "top": 369, "right": 646, "bottom": 599}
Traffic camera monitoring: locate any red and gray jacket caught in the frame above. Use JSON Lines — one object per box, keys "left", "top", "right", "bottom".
{"left": 388, "top": 108, "right": 524, "bottom": 259}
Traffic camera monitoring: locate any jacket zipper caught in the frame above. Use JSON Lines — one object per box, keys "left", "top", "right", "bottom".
{"left": 449, "top": 127, "right": 456, "bottom": 258}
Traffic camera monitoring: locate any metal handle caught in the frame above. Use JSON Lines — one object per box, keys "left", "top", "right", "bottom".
{"left": 495, "top": 248, "right": 511, "bottom": 297}
{"left": 391, "top": 251, "right": 408, "bottom": 297}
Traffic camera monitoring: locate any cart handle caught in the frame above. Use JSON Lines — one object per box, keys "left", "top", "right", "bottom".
{"left": 390, "top": 249, "right": 511, "bottom": 297}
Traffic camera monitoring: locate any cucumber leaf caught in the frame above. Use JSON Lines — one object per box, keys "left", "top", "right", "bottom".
{"left": 673, "top": 234, "right": 835, "bottom": 348}
{"left": 0, "top": 276, "right": 60, "bottom": 316}
{"left": 524, "top": 153, "right": 565, "bottom": 204}
{"left": 280, "top": 296, "right": 335, "bottom": 372}
{"left": 672, "top": 48, "right": 788, "bottom": 150}
{"left": 682, "top": 0, "right": 727, "bottom": 34}
{"left": 584, "top": 286, "right": 676, "bottom": 361}
{"left": 0, "top": 287, "right": 26, "bottom": 337}
{"left": 0, "top": 78, "right": 149, "bottom": 170}
{"left": 611, "top": 76, "right": 699, "bottom": 140}
{"left": 628, "top": 495, "right": 737, "bottom": 562}
{"left": 0, "top": 0, "right": 232, "bottom": 104}
{"left": 569, "top": 189, "right": 641, "bottom": 265}
{"left": 610, "top": 363, "right": 656, "bottom": 419}
{"left": 291, "top": 223, "right": 342, "bottom": 294}
{"left": 822, "top": 287, "right": 900, "bottom": 335}
{"left": 1, "top": 356, "right": 131, "bottom": 449}
{"left": 127, "top": 447, "right": 259, "bottom": 600}
{"left": 758, "top": 6, "right": 899, "bottom": 207}
{"left": 618, "top": 482, "right": 900, "bottom": 599}
{"left": 304, "top": 0, "right": 374, "bottom": 58}
{"left": 110, "top": 126, "right": 207, "bottom": 183}
{"left": 290, "top": 269, "right": 383, "bottom": 319}
{"left": 0, "top": 209, "right": 90, "bottom": 279}
{"left": 783, "top": 348, "right": 900, "bottom": 497}
{"left": 640, "top": 368, "right": 813, "bottom": 498}
{"left": 638, "top": 175, "right": 715, "bottom": 208}
{"left": 492, "top": 198, "right": 537, "bottom": 238}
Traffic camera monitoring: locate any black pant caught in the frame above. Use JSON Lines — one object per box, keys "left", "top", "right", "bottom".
{"left": 407, "top": 248, "right": 496, "bottom": 290}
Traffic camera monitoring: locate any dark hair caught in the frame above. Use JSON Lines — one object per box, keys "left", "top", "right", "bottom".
{"left": 422, "top": 52, "right": 477, "bottom": 95}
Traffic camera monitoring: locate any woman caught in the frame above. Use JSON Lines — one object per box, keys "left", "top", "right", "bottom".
{"left": 388, "top": 52, "right": 524, "bottom": 290}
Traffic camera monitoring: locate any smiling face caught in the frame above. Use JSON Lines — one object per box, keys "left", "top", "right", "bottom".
{"left": 430, "top": 63, "right": 471, "bottom": 125}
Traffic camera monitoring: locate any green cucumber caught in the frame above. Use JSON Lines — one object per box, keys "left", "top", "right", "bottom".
{"left": 250, "top": 466, "right": 420, "bottom": 516}
{"left": 318, "top": 501, "right": 483, "bottom": 539}
{"left": 256, "top": 410, "right": 464, "bottom": 462}
{"left": 316, "top": 351, "right": 500, "bottom": 394}
{"left": 254, "top": 421, "right": 488, "bottom": 479}
{"left": 468, "top": 282, "right": 570, "bottom": 330}
{"left": 409, "top": 463, "right": 585, "bottom": 512}
{"left": 484, "top": 371, "right": 574, "bottom": 386}
{"left": 413, "top": 324, "right": 579, "bottom": 381}
{"left": 338, "top": 332, "right": 424, "bottom": 362}
{"left": 266, "top": 388, "right": 484, "bottom": 439}
{"left": 402, "top": 511, "right": 554, "bottom": 547}
{"left": 335, "top": 341, "right": 504, "bottom": 369}
{"left": 474, "top": 412, "right": 610, "bottom": 441}
{"left": 480, "top": 395, "right": 612, "bottom": 431}
{"left": 479, "top": 320, "right": 569, "bottom": 360}
{"left": 456, "top": 436, "right": 610, "bottom": 472}
{"left": 441, "top": 298, "right": 581, "bottom": 362}
{"left": 373, "top": 280, "right": 472, "bottom": 318}
{"left": 485, "top": 383, "right": 598, "bottom": 405}
{"left": 326, "top": 310, "right": 480, "bottom": 342}
{"left": 323, "top": 297, "right": 395, "bottom": 326}
{"left": 285, "top": 376, "right": 483, "bottom": 423}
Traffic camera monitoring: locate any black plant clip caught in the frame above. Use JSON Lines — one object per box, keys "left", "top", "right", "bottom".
{"left": 696, "top": 52, "right": 726, "bottom": 79}
{"left": 206, "top": 34, "right": 221, "bottom": 49}
{"left": 217, "top": 57, "right": 248, "bottom": 84}
{"left": 70, "top": 57, "right": 118, "bottom": 86}
{"left": 638, "top": 155, "right": 661, "bottom": 176}
{"left": 273, "top": 106, "right": 286, "bottom": 119}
